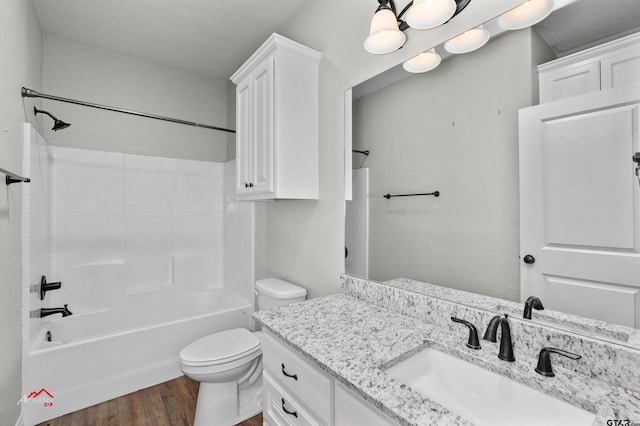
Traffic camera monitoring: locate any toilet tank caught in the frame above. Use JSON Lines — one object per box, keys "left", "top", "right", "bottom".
{"left": 256, "top": 278, "right": 307, "bottom": 311}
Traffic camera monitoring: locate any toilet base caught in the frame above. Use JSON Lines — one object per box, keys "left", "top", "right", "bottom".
{"left": 194, "top": 378, "right": 262, "bottom": 426}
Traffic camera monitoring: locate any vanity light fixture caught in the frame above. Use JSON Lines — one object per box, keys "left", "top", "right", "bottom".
{"left": 364, "top": 3, "right": 407, "bottom": 54}
{"left": 405, "top": 0, "right": 457, "bottom": 29}
{"left": 364, "top": 0, "right": 472, "bottom": 55}
{"left": 497, "top": 0, "right": 554, "bottom": 30}
{"left": 444, "top": 24, "right": 489, "bottom": 54}
{"left": 403, "top": 48, "right": 442, "bottom": 73}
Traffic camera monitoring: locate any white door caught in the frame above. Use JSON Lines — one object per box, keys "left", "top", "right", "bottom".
{"left": 345, "top": 168, "right": 369, "bottom": 278}
{"left": 235, "top": 77, "right": 252, "bottom": 194}
{"left": 519, "top": 84, "right": 640, "bottom": 328}
{"left": 250, "top": 56, "right": 274, "bottom": 195}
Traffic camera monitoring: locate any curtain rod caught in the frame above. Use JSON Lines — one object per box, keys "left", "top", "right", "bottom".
{"left": 21, "top": 87, "right": 236, "bottom": 134}
{"left": 0, "top": 165, "right": 30, "bottom": 185}
{"left": 384, "top": 191, "right": 440, "bottom": 199}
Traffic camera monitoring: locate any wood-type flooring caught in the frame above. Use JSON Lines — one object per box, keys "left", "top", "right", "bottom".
{"left": 36, "top": 376, "right": 263, "bottom": 426}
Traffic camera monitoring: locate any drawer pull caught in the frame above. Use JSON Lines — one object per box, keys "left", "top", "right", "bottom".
{"left": 281, "top": 398, "right": 298, "bottom": 418}
{"left": 281, "top": 363, "right": 298, "bottom": 381}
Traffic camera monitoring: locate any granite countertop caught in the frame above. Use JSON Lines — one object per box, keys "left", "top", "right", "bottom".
{"left": 384, "top": 278, "right": 640, "bottom": 348}
{"left": 254, "top": 293, "right": 640, "bottom": 426}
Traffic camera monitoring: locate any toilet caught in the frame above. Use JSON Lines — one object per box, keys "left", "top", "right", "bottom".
{"left": 179, "top": 278, "right": 307, "bottom": 426}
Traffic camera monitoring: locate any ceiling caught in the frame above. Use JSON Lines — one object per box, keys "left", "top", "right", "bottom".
{"left": 32, "top": 0, "right": 640, "bottom": 82}
{"left": 535, "top": 0, "right": 640, "bottom": 57}
{"left": 31, "top": 0, "right": 311, "bottom": 81}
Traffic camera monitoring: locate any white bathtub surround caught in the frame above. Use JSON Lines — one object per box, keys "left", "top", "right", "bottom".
{"left": 21, "top": 124, "right": 53, "bottom": 355}
{"left": 49, "top": 147, "right": 226, "bottom": 301}
{"left": 21, "top": 124, "right": 254, "bottom": 424}
{"left": 254, "top": 285, "right": 640, "bottom": 425}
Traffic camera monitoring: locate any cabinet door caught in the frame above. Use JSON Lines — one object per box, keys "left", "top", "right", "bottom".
{"left": 263, "top": 370, "right": 325, "bottom": 426}
{"left": 601, "top": 44, "right": 640, "bottom": 90}
{"left": 539, "top": 62, "right": 600, "bottom": 103}
{"left": 250, "top": 56, "right": 275, "bottom": 195}
{"left": 236, "top": 77, "right": 252, "bottom": 194}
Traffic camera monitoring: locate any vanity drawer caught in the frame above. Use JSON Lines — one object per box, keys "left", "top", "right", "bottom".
{"left": 262, "top": 331, "right": 331, "bottom": 423}
{"left": 263, "top": 369, "right": 325, "bottom": 426}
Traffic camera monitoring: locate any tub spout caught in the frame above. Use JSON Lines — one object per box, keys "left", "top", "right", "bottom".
{"left": 39, "top": 304, "right": 72, "bottom": 318}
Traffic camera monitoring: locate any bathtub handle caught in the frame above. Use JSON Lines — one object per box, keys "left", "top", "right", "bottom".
{"left": 281, "top": 363, "right": 298, "bottom": 381}
{"left": 281, "top": 398, "right": 298, "bottom": 418}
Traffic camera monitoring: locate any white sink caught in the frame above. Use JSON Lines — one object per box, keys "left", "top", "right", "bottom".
{"left": 386, "top": 348, "right": 595, "bottom": 426}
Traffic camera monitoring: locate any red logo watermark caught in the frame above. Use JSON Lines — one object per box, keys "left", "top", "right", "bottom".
{"left": 17, "top": 388, "right": 54, "bottom": 407}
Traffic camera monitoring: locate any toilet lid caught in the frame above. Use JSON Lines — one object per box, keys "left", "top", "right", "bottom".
{"left": 180, "top": 328, "right": 261, "bottom": 366}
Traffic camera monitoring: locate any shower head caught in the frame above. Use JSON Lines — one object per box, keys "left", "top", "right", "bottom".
{"left": 33, "top": 107, "right": 71, "bottom": 131}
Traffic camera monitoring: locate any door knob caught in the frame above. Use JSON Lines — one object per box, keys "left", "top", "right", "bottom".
{"left": 523, "top": 254, "right": 535, "bottom": 264}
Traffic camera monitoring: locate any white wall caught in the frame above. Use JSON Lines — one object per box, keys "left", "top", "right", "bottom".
{"left": 0, "top": 0, "right": 43, "bottom": 423}
{"left": 353, "top": 30, "right": 543, "bottom": 301}
{"left": 256, "top": 0, "right": 525, "bottom": 298}
{"left": 40, "top": 35, "right": 230, "bottom": 162}
{"left": 223, "top": 159, "right": 255, "bottom": 305}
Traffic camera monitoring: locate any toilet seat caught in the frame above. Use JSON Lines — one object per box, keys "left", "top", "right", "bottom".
{"left": 179, "top": 328, "right": 261, "bottom": 367}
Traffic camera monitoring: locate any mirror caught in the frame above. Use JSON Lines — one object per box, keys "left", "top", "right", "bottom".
{"left": 345, "top": 0, "right": 640, "bottom": 343}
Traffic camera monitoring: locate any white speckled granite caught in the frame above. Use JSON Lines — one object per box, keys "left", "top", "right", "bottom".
{"left": 254, "top": 277, "right": 640, "bottom": 426}
{"left": 344, "top": 275, "right": 640, "bottom": 392}
{"left": 384, "top": 277, "right": 640, "bottom": 347}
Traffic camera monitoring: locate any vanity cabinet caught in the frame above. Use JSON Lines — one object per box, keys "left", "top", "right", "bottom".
{"left": 334, "top": 382, "right": 401, "bottom": 426}
{"left": 230, "top": 33, "right": 321, "bottom": 201}
{"left": 262, "top": 330, "right": 399, "bottom": 426}
{"left": 539, "top": 32, "right": 640, "bottom": 103}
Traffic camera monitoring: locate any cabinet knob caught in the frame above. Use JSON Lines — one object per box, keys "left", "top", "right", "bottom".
{"left": 523, "top": 254, "right": 535, "bottom": 264}
{"left": 249, "top": 182, "right": 254, "bottom": 188}
{"left": 244, "top": 182, "right": 249, "bottom": 188}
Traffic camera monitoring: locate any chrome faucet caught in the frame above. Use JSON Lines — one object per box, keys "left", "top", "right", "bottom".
{"left": 39, "top": 304, "right": 72, "bottom": 318}
{"left": 483, "top": 314, "right": 515, "bottom": 362}
{"left": 523, "top": 296, "right": 544, "bottom": 319}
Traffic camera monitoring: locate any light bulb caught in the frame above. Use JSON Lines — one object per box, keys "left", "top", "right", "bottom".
{"left": 364, "top": 8, "right": 407, "bottom": 54}
{"left": 406, "top": 0, "right": 457, "bottom": 30}
{"left": 444, "top": 25, "right": 490, "bottom": 54}
{"left": 498, "top": 0, "right": 554, "bottom": 30}
{"left": 403, "top": 48, "right": 442, "bottom": 73}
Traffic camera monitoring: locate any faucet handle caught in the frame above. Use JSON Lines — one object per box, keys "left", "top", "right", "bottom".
{"left": 535, "top": 347, "right": 581, "bottom": 377}
{"left": 451, "top": 317, "right": 481, "bottom": 350}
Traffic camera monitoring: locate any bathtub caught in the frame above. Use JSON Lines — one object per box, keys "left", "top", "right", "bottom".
{"left": 22, "top": 289, "right": 251, "bottom": 425}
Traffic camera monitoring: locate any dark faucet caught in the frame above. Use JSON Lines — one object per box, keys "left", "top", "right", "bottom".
{"left": 39, "top": 275, "right": 62, "bottom": 300}
{"left": 523, "top": 296, "right": 544, "bottom": 319}
{"left": 451, "top": 317, "right": 481, "bottom": 349}
{"left": 483, "top": 314, "right": 515, "bottom": 362}
{"left": 535, "top": 347, "right": 581, "bottom": 377}
{"left": 39, "top": 304, "right": 72, "bottom": 318}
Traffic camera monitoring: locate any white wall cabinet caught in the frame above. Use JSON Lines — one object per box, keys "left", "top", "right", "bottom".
{"left": 262, "top": 330, "right": 399, "bottom": 426}
{"left": 539, "top": 32, "right": 640, "bottom": 103}
{"left": 231, "top": 34, "right": 321, "bottom": 200}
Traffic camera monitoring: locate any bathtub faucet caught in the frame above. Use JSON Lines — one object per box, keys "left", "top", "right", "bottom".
{"left": 39, "top": 304, "right": 72, "bottom": 318}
